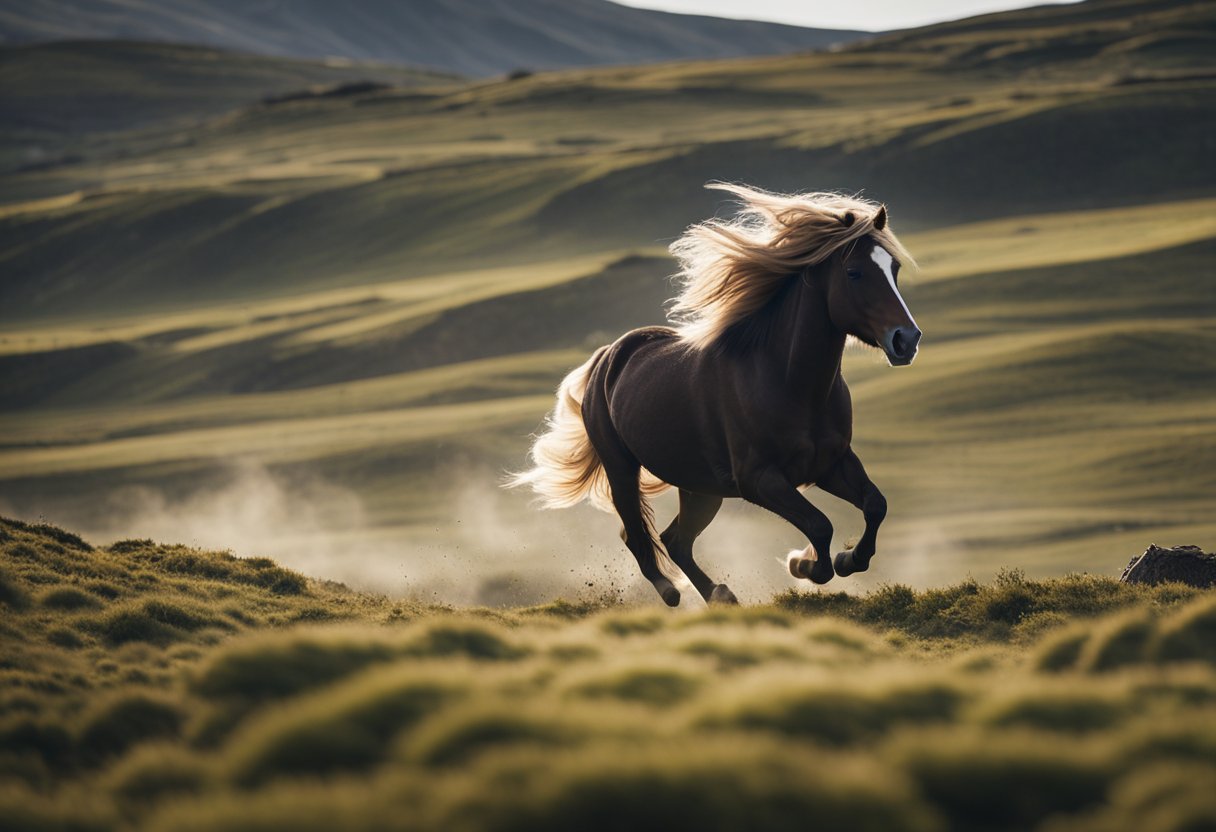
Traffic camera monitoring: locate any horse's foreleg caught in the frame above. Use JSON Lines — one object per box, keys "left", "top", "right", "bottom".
{"left": 741, "top": 468, "right": 835, "bottom": 585}
{"left": 816, "top": 449, "right": 887, "bottom": 577}
{"left": 660, "top": 490, "right": 736, "bottom": 604}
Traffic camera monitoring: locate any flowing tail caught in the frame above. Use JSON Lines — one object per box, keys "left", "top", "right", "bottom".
{"left": 507, "top": 348, "right": 670, "bottom": 514}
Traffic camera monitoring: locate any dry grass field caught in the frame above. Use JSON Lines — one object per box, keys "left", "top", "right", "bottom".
{"left": 4, "top": 0, "right": 1215, "bottom": 598}
{"left": 3, "top": 517, "right": 1216, "bottom": 831}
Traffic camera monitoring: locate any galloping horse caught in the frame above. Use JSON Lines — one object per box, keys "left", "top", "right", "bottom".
{"left": 511, "top": 184, "right": 921, "bottom": 606}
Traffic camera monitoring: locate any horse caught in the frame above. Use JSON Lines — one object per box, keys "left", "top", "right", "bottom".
{"left": 510, "top": 183, "right": 921, "bottom": 606}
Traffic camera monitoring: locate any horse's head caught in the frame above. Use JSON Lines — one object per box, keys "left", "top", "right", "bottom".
{"left": 824, "top": 207, "right": 921, "bottom": 366}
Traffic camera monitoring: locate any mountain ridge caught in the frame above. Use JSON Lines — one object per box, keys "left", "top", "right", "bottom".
{"left": 0, "top": 0, "right": 870, "bottom": 76}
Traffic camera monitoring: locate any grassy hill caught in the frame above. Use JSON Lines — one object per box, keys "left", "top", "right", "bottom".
{"left": 0, "top": 40, "right": 458, "bottom": 174}
{"left": 0, "top": 0, "right": 1214, "bottom": 601}
{"left": 0, "top": 0, "right": 868, "bottom": 76}
{"left": 3, "top": 517, "right": 1216, "bottom": 830}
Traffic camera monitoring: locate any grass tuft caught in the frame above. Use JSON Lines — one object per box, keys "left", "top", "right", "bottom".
{"left": 403, "top": 704, "right": 586, "bottom": 766}
{"left": 77, "top": 692, "right": 185, "bottom": 763}
{"left": 1077, "top": 610, "right": 1155, "bottom": 672}
{"left": 974, "top": 687, "right": 1128, "bottom": 733}
{"left": 405, "top": 621, "right": 529, "bottom": 661}
{"left": 39, "top": 586, "right": 102, "bottom": 611}
{"left": 225, "top": 665, "right": 466, "bottom": 785}
{"left": 0, "top": 565, "right": 30, "bottom": 610}
{"left": 1033, "top": 624, "right": 1091, "bottom": 672}
{"left": 572, "top": 667, "right": 703, "bottom": 707}
{"left": 105, "top": 744, "right": 211, "bottom": 807}
{"left": 890, "top": 729, "right": 1113, "bottom": 830}
{"left": 1152, "top": 595, "right": 1216, "bottom": 665}
{"left": 703, "top": 676, "right": 968, "bottom": 746}
{"left": 192, "top": 632, "right": 396, "bottom": 702}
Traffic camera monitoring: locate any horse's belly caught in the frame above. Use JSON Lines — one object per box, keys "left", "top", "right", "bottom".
{"left": 608, "top": 383, "right": 735, "bottom": 495}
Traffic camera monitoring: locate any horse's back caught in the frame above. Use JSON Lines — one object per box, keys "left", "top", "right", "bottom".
{"left": 590, "top": 326, "right": 735, "bottom": 494}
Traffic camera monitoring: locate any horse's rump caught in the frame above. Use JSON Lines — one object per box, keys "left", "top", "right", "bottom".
{"left": 508, "top": 344, "right": 670, "bottom": 513}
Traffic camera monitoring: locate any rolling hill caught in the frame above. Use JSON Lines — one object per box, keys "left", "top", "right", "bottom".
{"left": 0, "top": 0, "right": 869, "bottom": 76}
{"left": 0, "top": 40, "right": 456, "bottom": 140}
{"left": 0, "top": 0, "right": 1213, "bottom": 602}
{"left": 3, "top": 516, "right": 1216, "bottom": 830}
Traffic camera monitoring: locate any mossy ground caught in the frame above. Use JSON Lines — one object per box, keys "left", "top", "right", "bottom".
{"left": 3, "top": 517, "right": 1215, "bottom": 831}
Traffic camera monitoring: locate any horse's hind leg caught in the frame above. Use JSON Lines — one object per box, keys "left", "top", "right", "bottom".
{"left": 815, "top": 449, "right": 886, "bottom": 577}
{"left": 582, "top": 411, "right": 681, "bottom": 607}
{"left": 604, "top": 460, "right": 681, "bottom": 606}
{"left": 660, "top": 490, "right": 737, "bottom": 605}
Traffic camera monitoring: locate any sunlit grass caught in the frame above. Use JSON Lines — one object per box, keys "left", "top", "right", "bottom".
{"left": 3, "top": 517, "right": 1216, "bottom": 829}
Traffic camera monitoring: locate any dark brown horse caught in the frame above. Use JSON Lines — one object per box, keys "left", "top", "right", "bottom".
{"left": 511, "top": 184, "right": 921, "bottom": 606}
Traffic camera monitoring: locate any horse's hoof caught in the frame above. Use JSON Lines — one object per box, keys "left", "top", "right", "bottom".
{"left": 834, "top": 550, "right": 856, "bottom": 577}
{"left": 808, "top": 557, "right": 835, "bottom": 585}
{"left": 835, "top": 550, "right": 870, "bottom": 577}
{"left": 787, "top": 548, "right": 813, "bottom": 579}
{"left": 655, "top": 579, "right": 681, "bottom": 607}
{"left": 709, "top": 584, "right": 739, "bottom": 606}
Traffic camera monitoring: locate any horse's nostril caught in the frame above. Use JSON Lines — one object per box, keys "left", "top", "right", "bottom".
{"left": 891, "top": 329, "right": 906, "bottom": 356}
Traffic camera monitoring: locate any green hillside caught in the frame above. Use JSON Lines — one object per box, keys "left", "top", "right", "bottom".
{"left": 1, "top": 0, "right": 1214, "bottom": 601}
{"left": 3, "top": 517, "right": 1216, "bottom": 830}
{"left": 0, "top": 41, "right": 458, "bottom": 175}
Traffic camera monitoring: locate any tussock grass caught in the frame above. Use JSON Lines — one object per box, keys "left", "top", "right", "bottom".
{"left": 4, "top": 519, "right": 1216, "bottom": 828}
{"left": 888, "top": 728, "right": 1115, "bottom": 830}
{"left": 971, "top": 684, "right": 1130, "bottom": 733}
{"left": 131, "top": 545, "right": 308, "bottom": 596}
{"left": 0, "top": 565, "right": 30, "bottom": 610}
{"left": 1043, "top": 762, "right": 1216, "bottom": 832}
{"left": 82, "top": 597, "right": 234, "bottom": 646}
{"left": 191, "top": 631, "right": 400, "bottom": 703}
{"left": 776, "top": 570, "right": 1200, "bottom": 641}
{"left": 39, "top": 586, "right": 102, "bottom": 611}
{"left": 699, "top": 672, "right": 971, "bottom": 746}
{"left": 569, "top": 666, "right": 704, "bottom": 708}
{"left": 77, "top": 691, "right": 185, "bottom": 763}
{"left": 403, "top": 620, "right": 529, "bottom": 661}
{"left": 224, "top": 665, "right": 467, "bottom": 785}
{"left": 104, "top": 744, "right": 211, "bottom": 808}
{"left": 1153, "top": 595, "right": 1216, "bottom": 664}
{"left": 401, "top": 703, "right": 589, "bottom": 766}
{"left": 441, "top": 740, "right": 941, "bottom": 832}
{"left": 1077, "top": 610, "right": 1155, "bottom": 672}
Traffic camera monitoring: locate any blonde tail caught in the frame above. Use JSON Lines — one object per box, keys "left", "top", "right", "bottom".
{"left": 507, "top": 348, "right": 615, "bottom": 512}
{"left": 508, "top": 348, "right": 671, "bottom": 515}
{"left": 508, "top": 348, "right": 682, "bottom": 588}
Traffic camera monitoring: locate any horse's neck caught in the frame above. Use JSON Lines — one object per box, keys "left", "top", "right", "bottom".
{"left": 768, "top": 277, "right": 845, "bottom": 409}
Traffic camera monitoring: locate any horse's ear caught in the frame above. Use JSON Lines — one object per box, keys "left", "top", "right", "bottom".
{"left": 840, "top": 211, "right": 855, "bottom": 228}
{"left": 873, "top": 205, "right": 888, "bottom": 231}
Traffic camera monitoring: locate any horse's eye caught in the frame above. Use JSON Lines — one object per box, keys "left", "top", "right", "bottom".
{"left": 847, "top": 269, "right": 863, "bottom": 280}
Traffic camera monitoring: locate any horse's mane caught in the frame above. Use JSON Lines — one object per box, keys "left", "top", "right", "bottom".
{"left": 668, "top": 183, "right": 916, "bottom": 349}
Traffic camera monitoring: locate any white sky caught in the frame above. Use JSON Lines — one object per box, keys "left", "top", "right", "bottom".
{"left": 614, "top": 0, "right": 1081, "bottom": 32}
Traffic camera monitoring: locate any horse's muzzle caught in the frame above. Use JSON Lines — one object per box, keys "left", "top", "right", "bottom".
{"left": 884, "top": 326, "right": 921, "bottom": 366}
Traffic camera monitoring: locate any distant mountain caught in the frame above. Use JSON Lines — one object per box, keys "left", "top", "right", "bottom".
{"left": 0, "top": 0, "right": 869, "bottom": 76}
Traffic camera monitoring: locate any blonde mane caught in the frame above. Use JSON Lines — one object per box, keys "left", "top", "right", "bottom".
{"left": 668, "top": 183, "right": 916, "bottom": 349}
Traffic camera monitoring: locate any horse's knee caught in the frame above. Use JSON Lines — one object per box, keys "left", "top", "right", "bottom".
{"left": 864, "top": 492, "right": 887, "bottom": 525}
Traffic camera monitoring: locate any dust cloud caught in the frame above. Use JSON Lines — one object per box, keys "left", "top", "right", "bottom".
{"left": 1, "top": 460, "right": 971, "bottom": 607}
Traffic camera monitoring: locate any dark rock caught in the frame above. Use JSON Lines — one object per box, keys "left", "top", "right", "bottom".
{"left": 1120, "top": 545, "right": 1216, "bottom": 588}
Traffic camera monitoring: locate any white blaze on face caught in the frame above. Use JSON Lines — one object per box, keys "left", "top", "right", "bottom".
{"left": 871, "top": 245, "right": 916, "bottom": 326}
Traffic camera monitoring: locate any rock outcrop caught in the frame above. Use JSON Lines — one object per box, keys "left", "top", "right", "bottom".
{"left": 1120, "top": 544, "right": 1216, "bottom": 588}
